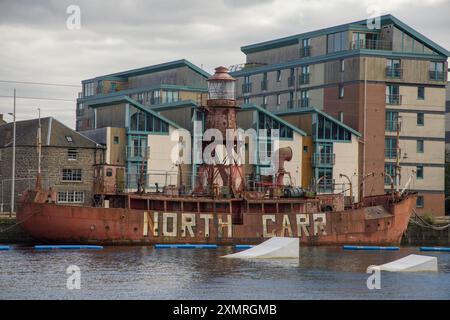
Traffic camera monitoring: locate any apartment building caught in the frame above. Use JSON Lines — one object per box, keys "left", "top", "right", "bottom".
{"left": 231, "top": 14, "right": 449, "bottom": 215}
{"left": 0, "top": 118, "right": 102, "bottom": 211}
{"left": 76, "top": 59, "right": 209, "bottom": 131}
{"left": 76, "top": 60, "right": 205, "bottom": 192}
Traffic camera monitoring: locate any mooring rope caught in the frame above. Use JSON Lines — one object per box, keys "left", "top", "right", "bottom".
{"left": 409, "top": 209, "right": 450, "bottom": 230}
{"left": 0, "top": 210, "right": 40, "bottom": 233}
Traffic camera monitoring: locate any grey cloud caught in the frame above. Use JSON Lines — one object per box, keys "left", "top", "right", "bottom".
{"left": 0, "top": 0, "right": 449, "bottom": 128}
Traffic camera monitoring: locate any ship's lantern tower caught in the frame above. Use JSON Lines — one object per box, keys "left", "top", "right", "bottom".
{"left": 207, "top": 66, "right": 236, "bottom": 101}
{"left": 195, "top": 66, "right": 244, "bottom": 197}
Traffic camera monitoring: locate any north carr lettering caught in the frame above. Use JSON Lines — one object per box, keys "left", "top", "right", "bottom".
{"left": 142, "top": 212, "right": 327, "bottom": 238}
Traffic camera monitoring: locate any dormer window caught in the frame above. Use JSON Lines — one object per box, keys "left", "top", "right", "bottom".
{"left": 65, "top": 136, "right": 73, "bottom": 143}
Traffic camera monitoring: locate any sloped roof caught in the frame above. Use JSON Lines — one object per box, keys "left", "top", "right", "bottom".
{"left": 240, "top": 104, "right": 307, "bottom": 136}
{"left": 0, "top": 117, "right": 101, "bottom": 148}
{"left": 241, "top": 14, "right": 449, "bottom": 57}
{"left": 83, "top": 59, "right": 211, "bottom": 83}
{"left": 275, "top": 107, "right": 361, "bottom": 137}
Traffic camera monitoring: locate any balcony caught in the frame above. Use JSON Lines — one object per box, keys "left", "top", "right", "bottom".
{"left": 260, "top": 80, "right": 268, "bottom": 91}
{"left": 429, "top": 71, "right": 446, "bottom": 81}
{"left": 287, "top": 76, "right": 295, "bottom": 87}
{"left": 126, "top": 146, "right": 149, "bottom": 160}
{"left": 313, "top": 153, "right": 335, "bottom": 166}
{"left": 385, "top": 120, "right": 400, "bottom": 132}
{"left": 350, "top": 39, "right": 392, "bottom": 51}
{"left": 386, "top": 94, "right": 402, "bottom": 105}
{"left": 242, "top": 83, "right": 252, "bottom": 94}
{"left": 385, "top": 148, "right": 398, "bottom": 159}
{"left": 299, "top": 73, "right": 310, "bottom": 85}
{"left": 299, "top": 46, "right": 311, "bottom": 58}
{"left": 385, "top": 67, "right": 402, "bottom": 79}
{"left": 298, "top": 98, "right": 310, "bottom": 108}
{"left": 316, "top": 179, "right": 334, "bottom": 193}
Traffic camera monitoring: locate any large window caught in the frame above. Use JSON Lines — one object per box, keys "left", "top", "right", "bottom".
{"left": 62, "top": 169, "right": 82, "bottom": 181}
{"left": 386, "top": 59, "right": 401, "bottom": 78}
{"left": 327, "top": 31, "right": 348, "bottom": 53}
{"left": 164, "top": 90, "right": 179, "bottom": 103}
{"left": 258, "top": 112, "right": 293, "bottom": 139}
{"left": 385, "top": 111, "right": 399, "bottom": 132}
{"left": 316, "top": 167, "right": 333, "bottom": 193}
{"left": 129, "top": 106, "right": 169, "bottom": 133}
{"left": 316, "top": 114, "right": 351, "bottom": 141}
{"left": 83, "top": 82, "right": 95, "bottom": 97}
{"left": 386, "top": 85, "right": 400, "bottom": 105}
{"left": 384, "top": 163, "right": 396, "bottom": 185}
{"left": 57, "top": 191, "right": 85, "bottom": 204}
{"left": 152, "top": 90, "right": 161, "bottom": 104}
{"left": 385, "top": 137, "right": 397, "bottom": 159}
{"left": 299, "top": 90, "right": 309, "bottom": 108}
{"left": 429, "top": 62, "right": 445, "bottom": 81}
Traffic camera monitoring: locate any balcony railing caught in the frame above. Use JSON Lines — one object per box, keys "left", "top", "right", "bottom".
{"left": 316, "top": 178, "right": 334, "bottom": 193}
{"left": 126, "top": 146, "right": 149, "bottom": 160}
{"left": 385, "top": 67, "right": 402, "bottom": 79}
{"left": 313, "top": 153, "right": 335, "bottom": 166}
{"left": 299, "top": 73, "right": 310, "bottom": 85}
{"left": 287, "top": 76, "right": 295, "bottom": 87}
{"left": 260, "top": 80, "right": 268, "bottom": 91}
{"left": 429, "top": 71, "right": 446, "bottom": 81}
{"left": 385, "top": 148, "right": 398, "bottom": 159}
{"left": 242, "top": 83, "right": 252, "bottom": 94}
{"left": 386, "top": 94, "right": 402, "bottom": 105}
{"left": 385, "top": 120, "right": 400, "bottom": 132}
{"left": 298, "top": 98, "right": 310, "bottom": 108}
{"left": 350, "top": 39, "right": 392, "bottom": 51}
{"left": 287, "top": 100, "right": 294, "bottom": 109}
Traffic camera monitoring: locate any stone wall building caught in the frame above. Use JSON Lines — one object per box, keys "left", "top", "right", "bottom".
{"left": 0, "top": 117, "right": 103, "bottom": 212}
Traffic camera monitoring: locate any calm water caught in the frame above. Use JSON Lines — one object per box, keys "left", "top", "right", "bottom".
{"left": 0, "top": 245, "right": 449, "bottom": 300}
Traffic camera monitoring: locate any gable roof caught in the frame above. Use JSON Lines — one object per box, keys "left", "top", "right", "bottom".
{"left": 83, "top": 59, "right": 211, "bottom": 83}
{"left": 241, "top": 14, "right": 449, "bottom": 57}
{"left": 85, "top": 95, "right": 183, "bottom": 130}
{"left": 0, "top": 117, "right": 101, "bottom": 148}
{"left": 240, "top": 104, "right": 307, "bottom": 136}
{"left": 275, "top": 107, "right": 361, "bottom": 137}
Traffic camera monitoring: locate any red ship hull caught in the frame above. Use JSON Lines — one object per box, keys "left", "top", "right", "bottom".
{"left": 16, "top": 194, "right": 416, "bottom": 246}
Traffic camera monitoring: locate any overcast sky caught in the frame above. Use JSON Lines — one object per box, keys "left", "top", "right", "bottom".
{"left": 0, "top": 0, "right": 449, "bottom": 128}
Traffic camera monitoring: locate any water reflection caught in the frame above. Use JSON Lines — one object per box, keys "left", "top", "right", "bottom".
{"left": 0, "top": 245, "right": 448, "bottom": 299}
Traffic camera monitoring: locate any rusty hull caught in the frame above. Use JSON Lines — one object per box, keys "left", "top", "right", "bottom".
{"left": 17, "top": 194, "right": 416, "bottom": 246}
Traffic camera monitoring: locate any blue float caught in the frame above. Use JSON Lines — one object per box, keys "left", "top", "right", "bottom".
{"left": 343, "top": 245, "right": 399, "bottom": 251}
{"left": 234, "top": 245, "right": 254, "bottom": 249}
{"left": 0, "top": 245, "right": 10, "bottom": 251}
{"left": 34, "top": 245, "right": 103, "bottom": 250}
{"left": 155, "top": 244, "right": 218, "bottom": 249}
{"left": 420, "top": 247, "right": 450, "bottom": 252}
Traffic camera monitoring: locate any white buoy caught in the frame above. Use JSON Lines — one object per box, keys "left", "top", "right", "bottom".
{"left": 368, "top": 254, "right": 438, "bottom": 272}
{"left": 223, "top": 237, "right": 299, "bottom": 259}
